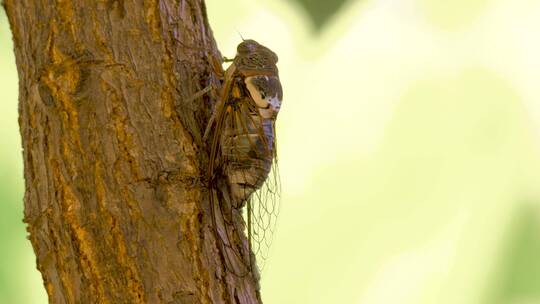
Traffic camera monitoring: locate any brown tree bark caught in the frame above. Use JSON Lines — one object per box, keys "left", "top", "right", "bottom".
{"left": 3, "top": 1, "right": 261, "bottom": 303}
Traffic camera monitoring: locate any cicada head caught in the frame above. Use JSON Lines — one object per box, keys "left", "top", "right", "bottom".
{"left": 235, "top": 39, "right": 279, "bottom": 72}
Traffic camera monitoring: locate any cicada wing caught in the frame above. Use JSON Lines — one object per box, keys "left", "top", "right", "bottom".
{"left": 207, "top": 64, "right": 255, "bottom": 277}
{"left": 246, "top": 143, "right": 281, "bottom": 272}
{"left": 231, "top": 100, "right": 281, "bottom": 273}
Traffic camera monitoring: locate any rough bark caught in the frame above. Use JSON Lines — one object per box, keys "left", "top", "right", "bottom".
{"left": 3, "top": 0, "right": 260, "bottom": 303}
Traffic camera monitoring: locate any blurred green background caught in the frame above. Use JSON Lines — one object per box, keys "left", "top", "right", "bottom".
{"left": 2, "top": 0, "right": 540, "bottom": 303}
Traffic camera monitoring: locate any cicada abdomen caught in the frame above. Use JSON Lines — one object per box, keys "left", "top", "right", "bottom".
{"left": 221, "top": 110, "right": 275, "bottom": 205}
{"left": 205, "top": 39, "right": 282, "bottom": 276}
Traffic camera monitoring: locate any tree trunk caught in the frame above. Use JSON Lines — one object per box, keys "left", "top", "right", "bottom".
{"left": 3, "top": 0, "right": 261, "bottom": 303}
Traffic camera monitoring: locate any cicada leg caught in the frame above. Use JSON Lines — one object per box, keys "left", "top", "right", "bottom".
{"left": 186, "top": 85, "right": 215, "bottom": 104}
{"left": 223, "top": 56, "right": 234, "bottom": 63}
{"left": 185, "top": 50, "right": 228, "bottom": 104}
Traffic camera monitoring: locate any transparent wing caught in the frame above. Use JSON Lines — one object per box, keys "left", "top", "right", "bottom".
{"left": 233, "top": 99, "right": 281, "bottom": 272}
{"left": 247, "top": 156, "right": 281, "bottom": 272}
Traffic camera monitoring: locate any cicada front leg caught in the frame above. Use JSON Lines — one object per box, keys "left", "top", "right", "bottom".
{"left": 186, "top": 52, "right": 226, "bottom": 100}
{"left": 222, "top": 56, "right": 235, "bottom": 63}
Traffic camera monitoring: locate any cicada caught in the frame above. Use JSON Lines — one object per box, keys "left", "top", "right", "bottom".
{"left": 204, "top": 39, "right": 282, "bottom": 276}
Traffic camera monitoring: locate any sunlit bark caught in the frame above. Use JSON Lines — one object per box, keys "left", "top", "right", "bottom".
{"left": 3, "top": 0, "right": 260, "bottom": 303}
